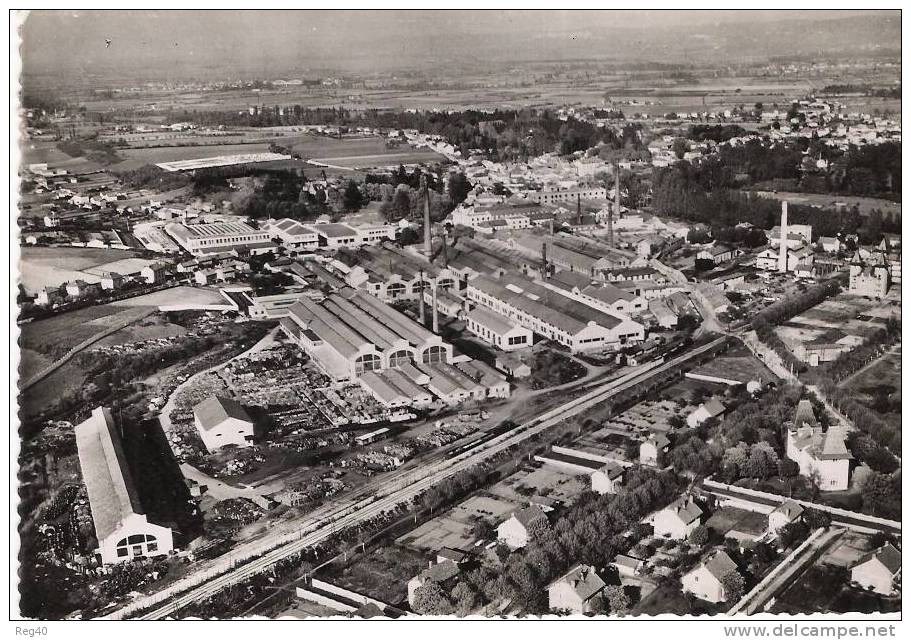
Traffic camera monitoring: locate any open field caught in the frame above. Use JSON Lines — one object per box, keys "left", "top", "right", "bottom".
{"left": 108, "top": 286, "right": 228, "bottom": 308}
{"left": 19, "top": 246, "right": 144, "bottom": 294}
{"left": 322, "top": 545, "right": 428, "bottom": 608}
{"left": 840, "top": 344, "right": 901, "bottom": 430}
{"left": 487, "top": 465, "right": 586, "bottom": 509}
{"left": 752, "top": 191, "right": 901, "bottom": 218}
{"left": 94, "top": 313, "right": 189, "bottom": 348}
{"left": 108, "top": 133, "right": 445, "bottom": 172}
{"left": 19, "top": 302, "right": 146, "bottom": 360}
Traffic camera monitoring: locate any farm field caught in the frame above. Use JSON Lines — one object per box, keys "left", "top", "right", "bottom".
{"left": 19, "top": 359, "right": 87, "bottom": 417}
{"left": 19, "top": 246, "right": 143, "bottom": 294}
{"left": 752, "top": 191, "right": 901, "bottom": 218}
{"left": 311, "top": 150, "right": 446, "bottom": 169}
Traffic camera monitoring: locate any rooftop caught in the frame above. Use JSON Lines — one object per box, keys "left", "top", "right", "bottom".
{"left": 193, "top": 396, "right": 252, "bottom": 432}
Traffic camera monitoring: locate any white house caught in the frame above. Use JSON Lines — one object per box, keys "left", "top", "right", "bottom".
{"left": 590, "top": 462, "right": 626, "bottom": 495}
{"left": 193, "top": 396, "right": 255, "bottom": 453}
{"left": 407, "top": 559, "right": 461, "bottom": 609}
{"left": 686, "top": 398, "right": 727, "bottom": 428}
{"left": 850, "top": 544, "right": 901, "bottom": 596}
{"left": 785, "top": 401, "right": 852, "bottom": 491}
{"left": 653, "top": 496, "right": 703, "bottom": 540}
{"left": 681, "top": 550, "right": 740, "bottom": 603}
{"left": 611, "top": 554, "right": 645, "bottom": 578}
{"left": 640, "top": 432, "right": 670, "bottom": 467}
{"left": 74, "top": 407, "right": 175, "bottom": 565}
{"left": 497, "top": 505, "right": 549, "bottom": 550}
{"left": 767, "top": 500, "right": 804, "bottom": 535}
{"left": 547, "top": 564, "right": 606, "bottom": 614}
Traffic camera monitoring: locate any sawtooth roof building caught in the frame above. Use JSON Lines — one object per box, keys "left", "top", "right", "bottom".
{"left": 466, "top": 273, "right": 645, "bottom": 353}
{"left": 74, "top": 407, "right": 175, "bottom": 565}
{"left": 281, "top": 287, "right": 453, "bottom": 381}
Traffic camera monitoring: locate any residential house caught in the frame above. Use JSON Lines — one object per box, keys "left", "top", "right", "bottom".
{"left": 547, "top": 564, "right": 606, "bottom": 614}
{"left": 407, "top": 559, "right": 461, "bottom": 609}
{"left": 686, "top": 398, "right": 727, "bottom": 428}
{"left": 640, "top": 432, "right": 670, "bottom": 468}
{"left": 497, "top": 505, "right": 549, "bottom": 550}
{"left": 767, "top": 500, "right": 805, "bottom": 535}
{"left": 590, "top": 462, "right": 626, "bottom": 495}
{"left": 785, "top": 400, "right": 853, "bottom": 491}
{"left": 653, "top": 496, "right": 703, "bottom": 540}
{"left": 850, "top": 544, "right": 901, "bottom": 596}
{"left": 681, "top": 550, "right": 740, "bottom": 603}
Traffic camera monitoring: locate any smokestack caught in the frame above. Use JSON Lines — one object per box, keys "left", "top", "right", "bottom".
{"left": 421, "top": 174, "right": 433, "bottom": 257}
{"left": 418, "top": 269, "right": 426, "bottom": 326}
{"left": 778, "top": 200, "right": 789, "bottom": 273}
{"left": 548, "top": 218, "right": 554, "bottom": 235}
{"left": 609, "top": 163, "right": 619, "bottom": 248}
{"left": 576, "top": 193, "right": 582, "bottom": 225}
{"left": 541, "top": 241, "right": 548, "bottom": 278}
{"left": 441, "top": 228, "right": 449, "bottom": 268}
{"left": 431, "top": 278, "right": 439, "bottom": 333}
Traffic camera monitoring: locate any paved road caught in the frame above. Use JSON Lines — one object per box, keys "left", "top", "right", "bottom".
{"left": 102, "top": 338, "right": 726, "bottom": 619}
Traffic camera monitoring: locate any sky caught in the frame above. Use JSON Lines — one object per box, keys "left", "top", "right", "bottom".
{"left": 18, "top": 10, "right": 897, "bottom": 80}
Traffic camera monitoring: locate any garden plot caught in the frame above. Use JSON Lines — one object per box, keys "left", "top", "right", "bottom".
{"left": 398, "top": 494, "right": 520, "bottom": 552}
{"left": 487, "top": 465, "right": 587, "bottom": 509}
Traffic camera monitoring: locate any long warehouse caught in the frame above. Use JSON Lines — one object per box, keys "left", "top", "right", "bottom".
{"left": 466, "top": 274, "right": 645, "bottom": 353}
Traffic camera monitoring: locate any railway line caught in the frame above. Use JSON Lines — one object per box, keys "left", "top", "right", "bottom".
{"left": 106, "top": 336, "right": 727, "bottom": 620}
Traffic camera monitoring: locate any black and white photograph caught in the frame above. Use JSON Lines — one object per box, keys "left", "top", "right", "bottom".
{"left": 9, "top": 6, "right": 904, "bottom": 628}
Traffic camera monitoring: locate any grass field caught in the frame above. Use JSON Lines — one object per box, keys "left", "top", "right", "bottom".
{"left": 19, "top": 303, "right": 145, "bottom": 360}
{"left": 840, "top": 344, "right": 901, "bottom": 430}
{"left": 19, "top": 246, "right": 143, "bottom": 294}
{"left": 322, "top": 545, "right": 428, "bottom": 607}
{"left": 752, "top": 191, "right": 901, "bottom": 218}
{"left": 110, "top": 133, "right": 445, "bottom": 172}
{"left": 107, "top": 285, "right": 227, "bottom": 307}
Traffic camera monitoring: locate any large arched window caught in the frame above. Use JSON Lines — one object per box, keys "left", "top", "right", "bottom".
{"left": 387, "top": 282, "right": 406, "bottom": 299}
{"left": 437, "top": 278, "right": 455, "bottom": 291}
{"left": 355, "top": 353, "right": 382, "bottom": 374}
{"left": 422, "top": 345, "right": 448, "bottom": 364}
{"left": 115, "top": 533, "right": 159, "bottom": 558}
{"left": 387, "top": 349, "right": 413, "bottom": 368}
{"left": 411, "top": 281, "right": 426, "bottom": 296}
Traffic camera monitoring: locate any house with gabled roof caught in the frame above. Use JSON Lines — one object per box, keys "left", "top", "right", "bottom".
{"left": 653, "top": 496, "right": 704, "bottom": 540}
{"left": 681, "top": 550, "right": 740, "bottom": 603}
{"left": 407, "top": 559, "right": 462, "bottom": 609}
{"left": 590, "top": 462, "right": 626, "bottom": 495}
{"left": 768, "top": 500, "right": 805, "bottom": 535}
{"left": 497, "top": 505, "right": 549, "bottom": 550}
{"left": 687, "top": 398, "right": 727, "bottom": 427}
{"left": 193, "top": 396, "right": 255, "bottom": 453}
{"left": 547, "top": 564, "right": 606, "bottom": 614}
{"left": 785, "top": 400, "right": 852, "bottom": 491}
{"left": 851, "top": 543, "right": 901, "bottom": 596}
{"left": 640, "top": 432, "right": 670, "bottom": 467}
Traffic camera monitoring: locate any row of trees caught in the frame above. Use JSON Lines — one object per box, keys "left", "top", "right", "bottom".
{"left": 822, "top": 317, "right": 900, "bottom": 382}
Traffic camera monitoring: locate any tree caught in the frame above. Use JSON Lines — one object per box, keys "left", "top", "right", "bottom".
{"left": 446, "top": 172, "right": 472, "bottom": 206}
{"left": 603, "top": 584, "right": 630, "bottom": 614}
{"left": 803, "top": 508, "right": 831, "bottom": 530}
{"left": 411, "top": 581, "right": 454, "bottom": 615}
{"left": 342, "top": 180, "right": 364, "bottom": 212}
{"left": 721, "top": 570, "right": 745, "bottom": 604}
{"left": 672, "top": 138, "right": 690, "bottom": 160}
{"left": 689, "top": 524, "right": 709, "bottom": 546}
{"left": 451, "top": 581, "right": 479, "bottom": 617}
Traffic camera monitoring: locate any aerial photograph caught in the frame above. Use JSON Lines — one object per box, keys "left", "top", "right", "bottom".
{"left": 11, "top": 8, "right": 902, "bottom": 626}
